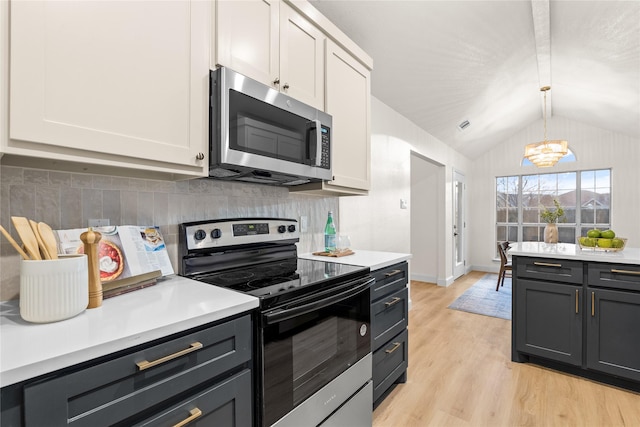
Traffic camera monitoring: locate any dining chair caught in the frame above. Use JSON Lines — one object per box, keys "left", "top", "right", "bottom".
{"left": 496, "top": 241, "right": 512, "bottom": 291}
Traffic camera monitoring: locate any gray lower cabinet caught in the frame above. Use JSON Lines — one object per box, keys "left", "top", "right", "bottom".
{"left": 513, "top": 256, "right": 640, "bottom": 388}
{"left": 515, "top": 279, "right": 582, "bottom": 366}
{"left": 586, "top": 263, "right": 640, "bottom": 382}
{"left": 2, "top": 314, "right": 253, "bottom": 427}
{"left": 370, "top": 262, "right": 408, "bottom": 407}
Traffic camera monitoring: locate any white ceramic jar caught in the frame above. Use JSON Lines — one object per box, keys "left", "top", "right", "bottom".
{"left": 20, "top": 254, "right": 88, "bottom": 323}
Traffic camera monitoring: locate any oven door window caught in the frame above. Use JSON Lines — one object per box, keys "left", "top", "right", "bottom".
{"left": 229, "top": 89, "right": 311, "bottom": 164}
{"left": 262, "top": 288, "right": 370, "bottom": 427}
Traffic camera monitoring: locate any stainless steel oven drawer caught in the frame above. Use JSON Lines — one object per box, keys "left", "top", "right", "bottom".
{"left": 371, "top": 287, "right": 408, "bottom": 351}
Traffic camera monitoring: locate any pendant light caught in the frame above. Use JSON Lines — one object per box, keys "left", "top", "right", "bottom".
{"left": 524, "top": 86, "right": 568, "bottom": 167}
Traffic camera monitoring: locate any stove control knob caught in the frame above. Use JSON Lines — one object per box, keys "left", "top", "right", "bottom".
{"left": 288, "top": 225, "right": 296, "bottom": 233}
{"left": 277, "top": 225, "right": 286, "bottom": 233}
{"left": 194, "top": 229, "right": 206, "bottom": 241}
{"left": 210, "top": 228, "right": 222, "bottom": 239}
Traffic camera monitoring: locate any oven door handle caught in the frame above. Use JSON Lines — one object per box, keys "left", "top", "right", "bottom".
{"left": 263, "top": 277, "right": 374, "bottom": 325}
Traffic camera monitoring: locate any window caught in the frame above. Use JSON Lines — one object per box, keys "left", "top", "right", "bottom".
{"left": 496, "top": 169, "right": 611, "bottom": 247}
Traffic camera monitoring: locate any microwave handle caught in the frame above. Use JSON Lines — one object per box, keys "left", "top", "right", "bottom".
{"left": 263, "top": 277, "right": 373, "bottom": 325}
{"left": 306, "top": 119, "right": 322, "bottom": 167}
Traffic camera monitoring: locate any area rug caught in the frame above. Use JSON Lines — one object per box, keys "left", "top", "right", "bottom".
{"left": 448, "top": 273, "right": 512, "bottom": 320}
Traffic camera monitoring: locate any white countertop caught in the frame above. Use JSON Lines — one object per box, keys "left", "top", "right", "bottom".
{"left": 509, "top": 242, "right": 640, "bottom": 265}
{"left": 0, "top": 275, "right": 258, "bottom": 387}
{"left": 299, "top": 250, "right": 411, "bottom": 271}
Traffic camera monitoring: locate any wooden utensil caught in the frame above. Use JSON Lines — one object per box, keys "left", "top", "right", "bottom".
{"left": 37, "top": 222, "right": 59, "bottom": 260}
{"left": 11, "top": 216, "right": 41, "bottom": 260}
{"left": 29, "top": 219, "right": 51, "bottom": 260}
{"left": 80, "top": 228, "right": 103, "bottom": 308}
{"left": 0, "top": 225, "right": 30, "bottom": 260}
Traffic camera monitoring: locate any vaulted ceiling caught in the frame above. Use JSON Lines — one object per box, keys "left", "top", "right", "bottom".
{"left": 308, "top": 0, "right": 640, "bottom": 159}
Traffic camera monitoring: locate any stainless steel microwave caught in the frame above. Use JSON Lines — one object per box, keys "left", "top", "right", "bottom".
{"left": 209, "top": 67, "right": 332, "bottom": 186}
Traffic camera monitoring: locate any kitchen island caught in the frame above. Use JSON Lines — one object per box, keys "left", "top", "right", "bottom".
{"left": 509, "top": 242, "right": 640, "bottom": 392}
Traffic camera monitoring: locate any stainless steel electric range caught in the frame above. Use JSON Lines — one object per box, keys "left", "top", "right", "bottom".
{"left": 178, "top": 218, "right": 373, "bottom": 427}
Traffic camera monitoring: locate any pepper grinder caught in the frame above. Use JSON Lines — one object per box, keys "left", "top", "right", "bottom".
{"left": 80, "top": 227, "right": 103, "bottom": 308}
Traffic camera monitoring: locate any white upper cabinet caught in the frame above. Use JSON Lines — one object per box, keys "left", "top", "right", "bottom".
{"left": 5, "top": 0, "right": 210, "bottom": 178}
{"left": 216, "top": 0, "right": 325, "bottom": 110}
{"left": 324, "top": 39, "right": 371, "bottom": 192}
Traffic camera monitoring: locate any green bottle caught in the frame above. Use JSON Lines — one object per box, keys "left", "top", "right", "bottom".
{"left": 324, "top": 211, "right": 337, "bottom": 252}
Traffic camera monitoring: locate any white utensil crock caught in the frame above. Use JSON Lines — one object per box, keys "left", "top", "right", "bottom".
{"left": 20, "top": 254, "right": 88, "bottom": 323}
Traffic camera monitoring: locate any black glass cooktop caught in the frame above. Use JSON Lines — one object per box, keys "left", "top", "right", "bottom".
{"left": 193, "top": 258, "right": 368, "bottom": 300}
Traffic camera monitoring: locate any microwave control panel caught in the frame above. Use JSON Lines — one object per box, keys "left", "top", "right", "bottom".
{"left": 321, "top": 126, "right": 330, "bottom": 169}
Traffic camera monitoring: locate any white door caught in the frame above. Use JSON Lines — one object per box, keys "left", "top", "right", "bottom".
{"left": 453, "top": 170, "right": 466, "bottom": 279}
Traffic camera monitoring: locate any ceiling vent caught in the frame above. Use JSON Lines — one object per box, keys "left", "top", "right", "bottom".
{"left": 457, "top": 120, "right": 471, "bottom": 131}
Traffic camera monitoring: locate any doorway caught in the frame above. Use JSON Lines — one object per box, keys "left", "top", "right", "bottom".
{"left": 453, "top": 170, "right": 466, "bottom": 279}
{"left": 410, "top": 152, "right": 443, "bottom": 284}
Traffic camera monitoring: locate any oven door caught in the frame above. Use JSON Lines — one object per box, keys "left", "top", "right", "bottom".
{"left": 259, "top": 276, "right": 373, "bottom": 427}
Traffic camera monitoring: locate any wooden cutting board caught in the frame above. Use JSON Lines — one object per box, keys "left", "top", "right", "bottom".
{"left": 312, "top": 249, "right": 355, "bottom": 257}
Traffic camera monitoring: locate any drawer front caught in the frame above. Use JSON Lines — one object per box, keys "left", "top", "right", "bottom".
{"left": 587, "top": 263, "right": 640, "bottom": 292}
{"left": 515, "top": 256, "right": 583, "bottom": 284}
{"left": 133, "top": 368, "right": 252, "bottom": 427}
{"left": 24, "top": 314, "right": 252, "bottom": 427}
{"left": 371, "top": 262, "right": 408, "bottom": 302}
{"left": 373, "top": 329, "right": 408, "bottom": 403}
{"left": 372, "top": 287, "right": 408, "bottom": 351}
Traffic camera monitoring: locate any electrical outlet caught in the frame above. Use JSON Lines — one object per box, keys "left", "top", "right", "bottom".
{"left": 300, "top": 216, "right": 308, "bottom": 232}
{"left": 400, "top": 199, "right": 408, "bottom": 209}
{"left": 88, "top": 219, "right": 110, "bottom": 227}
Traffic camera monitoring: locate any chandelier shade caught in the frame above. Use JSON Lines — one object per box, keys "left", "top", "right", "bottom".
{"left": 524, "top": 86, "right": 568, "bottom": 167}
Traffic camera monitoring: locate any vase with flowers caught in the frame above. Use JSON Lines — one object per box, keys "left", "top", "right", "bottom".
{"left": 540, "top": 199, "right": 565, "bottom": 243}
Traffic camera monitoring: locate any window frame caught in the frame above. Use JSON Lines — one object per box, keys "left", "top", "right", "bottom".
{"left": 496, "top": 168, "right": 611, "bottom": 249}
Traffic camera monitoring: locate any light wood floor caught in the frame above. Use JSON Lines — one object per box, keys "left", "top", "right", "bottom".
{"left": 373, "top": 271, "right": 640, "bottom": 427}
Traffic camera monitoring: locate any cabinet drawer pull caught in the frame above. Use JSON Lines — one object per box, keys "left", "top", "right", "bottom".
{"left": 611, "top": 269, "right": 640, "bottom": 276}
{"left": 136, "top": 342, "right": 203, "bottom": 371}
{"left": 533, "top": 262, "right": 562, "bottom": 268}
{"left": 385, "top": 342, "right": 402, "bottom": 354}
{"left": 591, "top": 292, "right": 595, "bottom": 317}
{"left": 384, "top": 269, "right": 403, "bottom": 278}
{"left": 385, "top": 297, "right": 402, "bottom": 308}
{"left": 575, "top": 289, "right": 579, "bottom": 314}
{"left": 173, "top": 408, "right": 202, "bottom": 427}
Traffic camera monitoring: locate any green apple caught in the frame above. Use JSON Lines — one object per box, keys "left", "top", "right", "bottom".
{"left": 582, "top": 237, "right": 596, "bottom": 247}
{"left": 611, "top": 238, "right": 625, "bottom": 248}
{"left": 587, "top": 229, "right": 601, "bottom": 238}
{"left": 600, "top": 229, "right": 616, "bottom": 239}
{"left": 597, "top": 238, "right": 613, "bottom": 248}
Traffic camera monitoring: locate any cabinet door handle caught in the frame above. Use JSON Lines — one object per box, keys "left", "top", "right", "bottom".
{"left": 384, "top": 269, "right": 403, "bottom": 278}
{"left": 136, "top": 342, "right": 203, "bottom": 371}
{"left": 282, "top": 83, "right": 290, "bottom": 90}
{"left": 195, "top": 152, "right": 205, "bottom": 161}
{"left": 272, "top": 77, "right": 280, "bottom": 86}
{"left": 591, "top": 292, "right": 595, "bottom": 317}
{"left": 575, "top": 289, "right": 579, "bottom": 314}
{"left": 385, "top": 297, "right": 402, "bottom": 308}
{"left": 611, "top": 269, "right": 640, "bottom": 276}
{"left": 533, "top": 262, "right": 562, "bottom": 268}
{"left": 173, "top": 408, "right": 202, "bottom": 427}
{"left": 385, "top": 342, "right": 402, "bottom": 354}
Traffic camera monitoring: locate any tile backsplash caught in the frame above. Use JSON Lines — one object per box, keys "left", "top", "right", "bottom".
{"left": 0, "top": 165, "right": 338, "bottom": 300}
